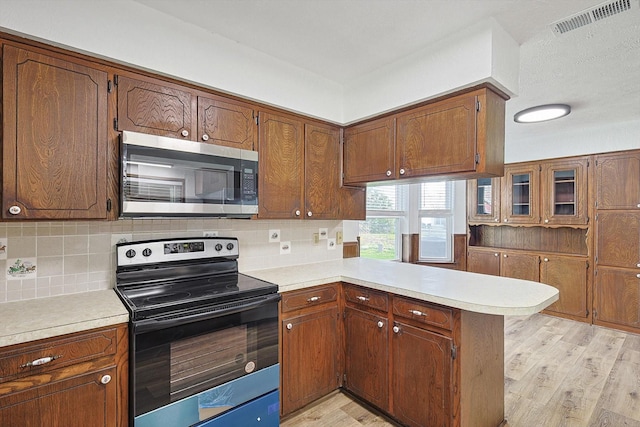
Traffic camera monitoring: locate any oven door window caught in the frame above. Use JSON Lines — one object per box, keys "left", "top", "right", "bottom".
{"left": 133, "top": 303, "right": 278, "bottom": 416}
{"left": 123, "top": 144, "right": 240, "bottom": 204}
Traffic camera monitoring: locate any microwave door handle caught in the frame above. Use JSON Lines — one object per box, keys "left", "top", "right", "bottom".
{"left": 133, "top": 293, "right": 281, "bottom": 333}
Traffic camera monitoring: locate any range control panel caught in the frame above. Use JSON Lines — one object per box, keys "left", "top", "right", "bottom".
{"left": 117, "top": 237, "right": 239, "bottom": 267}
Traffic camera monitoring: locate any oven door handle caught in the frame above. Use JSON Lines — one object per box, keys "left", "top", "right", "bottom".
{"left": 132, "top": 293, "right": 281, "bottom": 333}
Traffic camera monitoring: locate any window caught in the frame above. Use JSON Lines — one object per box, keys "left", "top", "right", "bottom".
{"left": 358, "top": 185, "right": 406, "bottom": 260}
{"left": 359, "top": 181, "right": 454, "bottom": 262}
{"left": 418, "top": 181, "right": 453, "bottom": 262}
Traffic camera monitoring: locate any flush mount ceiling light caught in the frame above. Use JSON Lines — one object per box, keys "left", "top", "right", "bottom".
{"left": 513, "top": 104, "right": 571, "bottom": 123}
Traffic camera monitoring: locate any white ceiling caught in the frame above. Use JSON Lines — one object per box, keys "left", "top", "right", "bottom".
{"left": 135, "top": 0, "right": 639, "bottom": 154}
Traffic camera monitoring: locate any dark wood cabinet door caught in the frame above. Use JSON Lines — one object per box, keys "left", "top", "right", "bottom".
{"left": 343, "top": 117, "right": 395, "bottom": 184}
{"left": 540, "top": 255, "right": 589, "bottom": 319}
{"left": 281, "top": 307, "right": 339, "bottom": 415}
{"left": 596, "top": 211, "right": 640, "bottom": 269}
{"left": 391, "top": 322, "right": 452, "bottom": 427}
{"left": 594, "top": 266, "right": 640, "bottom": 330}
{"left": 197, "top": 95, "right": 256, "bottom": 150}
{"left": 396, "top": 94, "right": 476, "bottom": 178}
{"left": 2, "top": 44, "right": 108, "bottom": 219}
{"left": 116, "top": 74, "right": 196, "bottom": 139}
{"left": 467, "top": 178, "right": 501, "bottom": 224}
{"left": 502, "top": 164, "right": 540, "bottom": 225}
{"left": 0, "top": 366, "right": 116, "bottom": 427}
{"left": 304, "top": 123, "right": 340, "bottom": 219}
{"left": 541, "top": 157, "right": 590, "bottom": 225}
{"left": 344, "top": 307, "right": 389, "bottom": 411}
{"left": 596, "top": 152, "right": 640, "bottom": 210}
{"left": 467, "top": 248, "right": 501, "bottom": 275}
{"left": 258, "top": 111, "right": 304, "bottom": 218}
{"left": 500, "top": 252, "right": 540, "bottom": 281}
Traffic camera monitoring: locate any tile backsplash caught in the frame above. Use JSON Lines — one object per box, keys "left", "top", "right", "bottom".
{"left": 0, "top": 218, "right": 344, "bottom": 303}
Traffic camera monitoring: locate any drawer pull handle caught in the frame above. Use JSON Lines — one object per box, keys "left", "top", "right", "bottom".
{"left": 357, "top": 296, "right": 369, "bottom": 302}
{"left": 100, "top": 374, "right": 112, "bottom": 385}
{"left": 409, "top": 309, "right": 427, "bottom": 317}
{"left": 377, "top": 321, "right": 384, "bottom": 328}
{"left": 307, "top": 296, "right": 321, "bottom": 303}
{"left": 393, "top": 326, "right": 400, "bottom": 334}
{"left": 286, "top": 323, "right": 293, "bottom": 330}
{"left": 20, "top": 354, "right": 62, "bottom": 368}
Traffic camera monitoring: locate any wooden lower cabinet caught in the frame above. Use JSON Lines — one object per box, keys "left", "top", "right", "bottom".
{"left": 343, "top": 307, "right": 388, "bottom": 411}
{"left": 540, "top": 255, "right": 589, "bottom": 320}
{"left": 500, "top": 252, "right": 540, "bottom": 281}
{"left": 391, "top": 321, "right": 452, "bottom": 427}
{"left": 280, "top": 285, "right": 340, "bottom": 416}
{"left": 0, "top": 324, "right": 128, "bottom": 427}
{"left": 594, "top": 266, "right": 640, "bottom": 331}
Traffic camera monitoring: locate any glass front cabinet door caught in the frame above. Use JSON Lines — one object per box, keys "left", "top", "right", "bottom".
{"left": 467, "top": 178, "right": 500, "bottom": 224}
{"left": 542, "top": 157, "right": 589, "bottom": 225}
{"left": 502, "top": 164, "right": 540, "bottom": 224}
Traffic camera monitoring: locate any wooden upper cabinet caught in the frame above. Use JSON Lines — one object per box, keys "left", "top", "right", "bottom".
{"left": 596, "top": 211, "right": 640, "bottom": 269}
{"left": 540, "top": 255, "right": 589, "bottom": 319}
{"left": 467, "top": 177, "right": 501, "bottom": 224}
{"left": 343, "top": 116, "right": 395, "bottom": 185}
{"left": 2, "top": 44, "right": 109, "bottom": 219}
{"left": 197, "top": 94, "right": 257, "bottom": 150}
{"left": 541, "top": 157, "right": 589, "bottom": 225}
{"left": 502, "top": 163, "right": 540, "bottom": 225}
{"left": 396, "top": 93, "right": 477, "bottom": 178}
{"left": 305, "top": 123, "right": 340, "bottom": 219}
{"left": 500, "top": 251, "right": 540, "bottom": 281}
{"left": 595, "top": 151, "right": 640, "bottom": 210}
{"left": 258, "top": 111, "right": 304, "bottom": 219}
{"left": 116, "top": 74, "right": 196, "bottom": 140}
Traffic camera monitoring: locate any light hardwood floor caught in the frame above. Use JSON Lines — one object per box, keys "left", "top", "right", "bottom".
{"left": 281, "top": 313, "right": 640, "bottom": 427}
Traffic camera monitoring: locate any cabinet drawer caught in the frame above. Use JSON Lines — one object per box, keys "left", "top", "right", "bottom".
{"left": 281, "top": 284, "right": 338, "bottom": 313}
{"left": 392, "top": 297, "right": 453, "bottom": 331}
{"left": 0, "top": 328, "right": 117, "bottom": 382}
{"left": 343, "top": 284, "right": 388, "bottom": 312}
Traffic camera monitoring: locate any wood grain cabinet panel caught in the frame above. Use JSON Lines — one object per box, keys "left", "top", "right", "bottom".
{"left": 116, "top": 74, "right": 196, "bottom": 140}
{"left": 280, "top": 306, "right": 340, "bottom": 416}
{"left": 304, "top": 123, "right": 342, "bottom": 219}
{"left": 541, "top": 157, "right": 589, "bottom": 225}
{"left": 280, "top": 284, "right": 338, "bottom": 313}
{"left": 2, "top": 43, "right": 109, "bottom": 219}
{"left": 596, "top": 211, "right": 640, "bottom": 269}
{"left": 594, "top": 266, "right": 640, "bottom": 330}
{"left": 343, "top": 117, "right": 395, "bottom": 185}
{"left": 257, "top": 111, "right": 305, "bottom": 218}
{"left": 391, "top": 321, "right": 453, "bottom": 427}
{"left": 467, "top": 248, "right": 501, "bottom": 276}
{"left": 595, "top": 151, "right": 640, "bottom": 210}
{"left": 500, "top": 252, "right": 540, "bottom": 282}
{"left": 197, "top": 95, "right": 256, "bottom": 150}
{"left": 540, "top": 255, "right": 589, "bottom": 319}
{"left": 343, "top": 284, "right": 388, "bottom": 312}
{"left": 344, "top": 307, "right": 389, "bottom": 411}
{"left": 0, "top": 324, "right": 128, "bottom": 427}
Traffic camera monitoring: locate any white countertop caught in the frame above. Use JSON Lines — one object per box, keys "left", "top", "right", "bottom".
{"left": 0, "top": 290, "right": 129, "bottom": 347}
{"left": 243, "top": 258, "right": 559, "bottom": 316}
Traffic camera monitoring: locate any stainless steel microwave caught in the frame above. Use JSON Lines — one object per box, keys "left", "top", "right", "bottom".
{"left": 120, "top": 131, "right": 258, "bottom": 217}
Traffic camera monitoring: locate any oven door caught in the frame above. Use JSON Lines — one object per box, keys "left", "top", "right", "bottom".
{"left": 131, "top": 293, "right": 279, "bottom": 427}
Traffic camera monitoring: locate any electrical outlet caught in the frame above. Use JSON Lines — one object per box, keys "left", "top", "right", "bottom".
{"left": 319, "top": 228, "right": 328, "bottom": 240}
{"left": 269, "top": 229, "right": 280, "bottom": 243}
{"left": 336, "top": 231, "right": 343, "bottom": 245}
{"left": 327, "top": 238, "right": 336, "bottom": 250}
{"left": 280, "top": 241, "right": 291, "bottom": 255}
{"left": 313, "top": 233, "right": 320, "bottom": 244}
{"left": 203, "top": 231, "right": 219, "bottom": 237}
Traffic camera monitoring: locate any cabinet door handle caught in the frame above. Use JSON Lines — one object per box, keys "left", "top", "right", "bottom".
{"left": 100, "top": 374, "right": 112, "bottom": 385}
{"left": 504, "top": 218, "right": 508, "bottom": 222}
{"left": 202, "top": 134, "right": 209, "bottom": 141}
{"left": 295, "top": 210, "right": 301, "bottom": 217}
{"left": 386, "top": 170, "right": 392, "bottom": 177}
{"left": 637, "top": 274, "right": 640, "bottom": 279}
{"left": 636, "top": 263, "right": 640, "bottom": 268}
{"left": 286, "top": 323, "right": 293, "bottom": 330}
{"left": 181, "top": 129, "right": 189, "bottom": 137}
{"left": 8, "top": 205, "right": 21, "bottom": 215}
{"left": 409, "top": 309, "right": 427, "bottom": 317}
{"left": 503, "top": 254, "right": 508, "bottom": 258}
{"left": 399, "top": 168, "right": 406, "bottom": 175}
{"left": 20, "top": 354, "right": 62, "bottom": 368}
{"left": 307, "top": 296, "right": 321, "bottom": 303}
{"left": 357, "top": 296, "right": 369, "bottom": 302}
{"left": 544, "top": 258, "right": 549, "bottom": 262}
{"left": 494, "top": 218, "right": 499, "bottom": 222}
{"left": 377, "top": 321, "right": 384, "bottom": 328}
{"left": 392, "top": 326, "right": 400, "bottom": 334}
{"left": 307, "top": 211, "right": 313, "bottom": 217}
{"left": 494, "top": 253, "right": 499, "bottom": 257}
{"left": 544, "top": 219, "right": 549, "bottom": 223}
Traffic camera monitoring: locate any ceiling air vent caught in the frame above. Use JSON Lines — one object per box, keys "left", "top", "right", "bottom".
{"left": 551, "top": 0, "right": 633, "bottom": 35}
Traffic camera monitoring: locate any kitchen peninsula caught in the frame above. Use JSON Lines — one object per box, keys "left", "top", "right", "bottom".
{"left": 246, "top": 257, "right": 558, "bottom": 427}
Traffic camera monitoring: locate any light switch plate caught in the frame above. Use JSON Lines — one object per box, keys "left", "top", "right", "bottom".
{"left": 313, "top": 233, "right": 320, "bottom": 244}
{"left": 269, "top": 229, "right": 280, "bottom": 243}
{"left": 327, "top": 238, "right": 336, "bottom": 250}
{"left": 280, "top": 241, "right": 291, "bottom": 255}
{"left": 336, "top": 231, "right": 343, "bottom": 245}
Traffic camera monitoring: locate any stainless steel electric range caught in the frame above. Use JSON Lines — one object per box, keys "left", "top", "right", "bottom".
{"left": 115, "top": 237, "right": 280, "bottom": 427}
